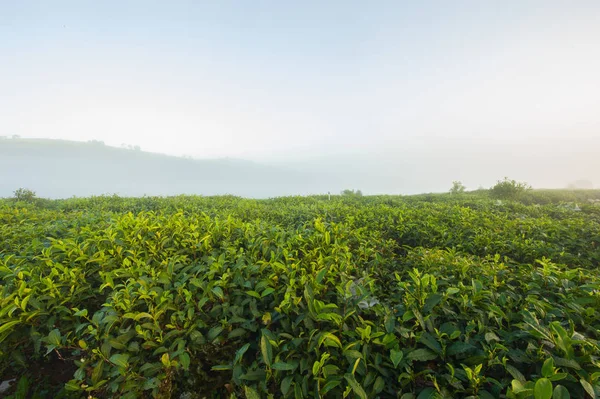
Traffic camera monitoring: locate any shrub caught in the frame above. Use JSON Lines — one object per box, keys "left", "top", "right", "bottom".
{"left": 13, "top": 188, "right": 37, "bottom": 203}
{"left": 341, "top": 189, "right": 363, "bottom": 197}
{"left": 449, "top": 181, "right": 466, "bottom": 194}
{"left": 1, "top": 194, "right": 599, "bottom": 398}
{"left": 489, "top": 177, "right": 531, "bottom": 200}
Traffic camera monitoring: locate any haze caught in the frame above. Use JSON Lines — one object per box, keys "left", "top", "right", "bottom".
{"left": 1, "top": 1, "right": 599, "bottom": 197}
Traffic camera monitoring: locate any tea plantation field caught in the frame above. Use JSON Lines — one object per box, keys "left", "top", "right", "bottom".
{"left": 1, "top": 193, "right": 599, "bottom": 398}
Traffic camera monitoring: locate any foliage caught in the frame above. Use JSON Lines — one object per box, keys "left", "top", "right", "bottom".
{"left": 449, "top": 181, "right": 466, "bottom": 194}
{"left": 0, "top": 194, "right": 599, "bottom": 398}
{"left": 13, "top": 188, "right": 37, "bottom": 203}
{"left": 490, "top": 178, "right": 532, "bottom": 200}
{"left": 341, "top": 189, "right": 363, "bottom": 197}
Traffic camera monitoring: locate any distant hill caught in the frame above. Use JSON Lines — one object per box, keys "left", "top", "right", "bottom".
{"left": 2, "top": 137, "right": 598, "bottom": 198}
{"left": 0, "top": 139, "right": 316, "bottom": 198}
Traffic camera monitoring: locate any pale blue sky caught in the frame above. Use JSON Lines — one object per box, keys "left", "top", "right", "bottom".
{"left": 2, "top": 1, "right": 599, "bottom": 160}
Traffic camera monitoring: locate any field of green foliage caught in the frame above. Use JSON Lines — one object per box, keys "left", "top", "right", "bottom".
{"left": 1, "top": 191, "right": 600, "bottom": 398}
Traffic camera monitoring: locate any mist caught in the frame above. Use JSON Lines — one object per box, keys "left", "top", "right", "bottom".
{"left": 1, "top": 1, "right": 599, "bottom": 197}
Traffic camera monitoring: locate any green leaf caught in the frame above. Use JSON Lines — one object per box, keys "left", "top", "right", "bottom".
{"left": 179, "top": 352, "right": 190, "bottom": 370}
{"left": 228, "top": 327, "right": 247, "bottom": 339}
{"left": 272, "top": 362, "right": 297, "bottom": 371}
{"left": 244, "top": 385, "right": 261, "bottom": 399}
{"left": 407, "top": 348, "right": 437, "bottom": 362}
{"left": 47, "top": 329, "right": 61, "bottom": 346}
{"left": 390, "top": 349, "right": 403, "bottom": 368}
{"left": 373, "top": 376, "right": 385, "bottom": 394}
{"left": 419, "top": 332, "right": 442, "bottom": 354}
{"left": 548, "top": 373, "right": 568, "bottom": 382}
{"left": 552, "top": 385, "right": 570, "bottom": 399}
{"left": 344, "top": 349, "right": 363, "bottom": 360}
{"left": 294, "top": 383, "right": 303, "bottom": 399}
{"left": 212, "top": 286, "right": 224, "bottom": 300}
{"left": 207, "top": 326, "right": 223, "bottom": 341}
{"left": 142, "top": 377, "right": 160, "bottom": 391}
{"left": 550, "top": 323, "right": 574, "bottom": 359}
{"left": 321, "top": 379, "right": 342, "bottom": 395}
{"left": 312, "top": 360, "right": 321, "bottom": 376}
{"left": 261, "top": 334, "right": 273, "bottom": 367}
{"left": 161, "top": 354, "right": 171, "bottom": 369}
{"left": 484, "top": 332, "right": 501, "bottom": 343}
{"left": 579, "top": 379, "right": 595, "bottom": 398}
{"left": 344, "top": 373, "right": 367, "bottom": 399}
{"left": 73, "top": 308, "right": 88, "bottom": 317}
{"left": 261, "top": 287, "right": 275, "bottom": 297}
{"left": 416, "top": 387, "right": 436, "bottom": 399}
{"left": 0, "top": 320, "right": 20, "bottom": 337}
{"left": 322, "top": 364, "right": 340, "bottom": 377}
{"left": 542, "top": 358, "right": 555, "bottom": 378}
{"left": 91, "top": 361, "right": 104, "bottom": 385}
{"left": 240, "top": 370, "right": 266, "bottom": 381}
{"left": 318, "top": 332, "right": 342, "bottom": 349}
{"left": 506, "top": 365, "right": 526, "bottom": 383}
{"left": 211, "top": 364, "right": 233, "bottom": 371}
{"left": 447, "top": 341, "right": 476, "bottom": 356}
{"left": 281, "top": 376, "right": 294, "bottom": 395}
{"left": 478, "top": 390, "right": 495, "bottom": 399}
{"left": 316, "top": 268, "right": 327, "bottom": 284}
{"left": 133, "top": 312, "right": 153, "bottom": 321}
{"left": 384, "top": 314, "right": 395, "bottom": 334}
{"left": 351, "top": 358, "right": 361, "bottom": 375}
{"left": 511, "top": 379, "right": 531, "bottom": 394}
{"left": 234, "top": 343, "right": 251, "bottom": 364}
{"left": 246, "top": 291, "right": 261, "bottom": 299}
{"left": 553, "top": 357, "right": 581, "bottom": 370}
{"left": 109, "top": 354, "right": 129, "bottom": 369}
{"left": 422, "top": 294, "right": 443, "bottom": 312}
{"left": 14, "top": 375, "right": 29, "bottom": 399}
{"left": 534, "top": 378, "right": 552, "bottom": 399}
{"left": 109, "top": 338, "right": 127, "bottom": 350}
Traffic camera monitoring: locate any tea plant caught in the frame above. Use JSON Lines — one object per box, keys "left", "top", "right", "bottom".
{"left": 490, "top": 178, "right": 532, "bottom": 201}
{"left": 0, "top": 193, "right": 599, "bottom": 398}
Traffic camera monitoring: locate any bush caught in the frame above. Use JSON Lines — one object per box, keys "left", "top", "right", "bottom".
{"left": 1, "top": 195, "right": 599, "bottom": 398}
{"left": 449, "top": 181, "right": 466, "bottom": 194}
{"left": 341, "top": 189, "right": 363, "bottom": 197}
{"left": 13, "top": 188, "right": 37, "bottom": 203}
{"left": 489, "top": 177, "right": 531, "bottom": 200}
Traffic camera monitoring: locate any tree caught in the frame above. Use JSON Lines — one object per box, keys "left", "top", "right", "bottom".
{"left": 341, "top": 189, "right": 363, "bottom": 197}
{"left": 489, "top": 177, "right": 531, "bottom": 200}
{"left": 449, "top": 181, "right": 466, "bottom": 194}
{"left": 13, "top": 188, "right": 37, "bottom": 203}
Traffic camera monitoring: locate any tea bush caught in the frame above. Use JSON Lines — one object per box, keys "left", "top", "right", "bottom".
{"left": 489, "top": 178, "right": 532, "bottom": 201}
{"left": 0, "top": 194, "right": 599, "bottom": 398}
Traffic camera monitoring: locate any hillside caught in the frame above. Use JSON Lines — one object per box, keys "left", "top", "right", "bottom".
{"left": 0, "top": 139, "right": 317, "bottom": 198}
{"left": 2, "top": 138, "right": 599, "bottom": 198}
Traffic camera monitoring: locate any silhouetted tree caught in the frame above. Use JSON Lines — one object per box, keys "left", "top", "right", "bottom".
{"left": 13, "top": 188, "right": 37, "bottom": 203}
{"left": 490, "top": 177, "right": 531, "bottom": 200}
{"left": 449, "top": 181, "right": 466, "bottom": 194}
{"left": 341, "top": 189, "right": 363, "bottom": 197}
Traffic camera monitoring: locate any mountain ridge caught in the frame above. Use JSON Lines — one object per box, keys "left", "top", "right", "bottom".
{"left": 0, "top": 138, "right": 315, "bottom": 198}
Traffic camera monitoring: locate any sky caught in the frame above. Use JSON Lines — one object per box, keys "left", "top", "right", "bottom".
{"left": 1, "top": 1, "right": 600, "bottom": 179}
